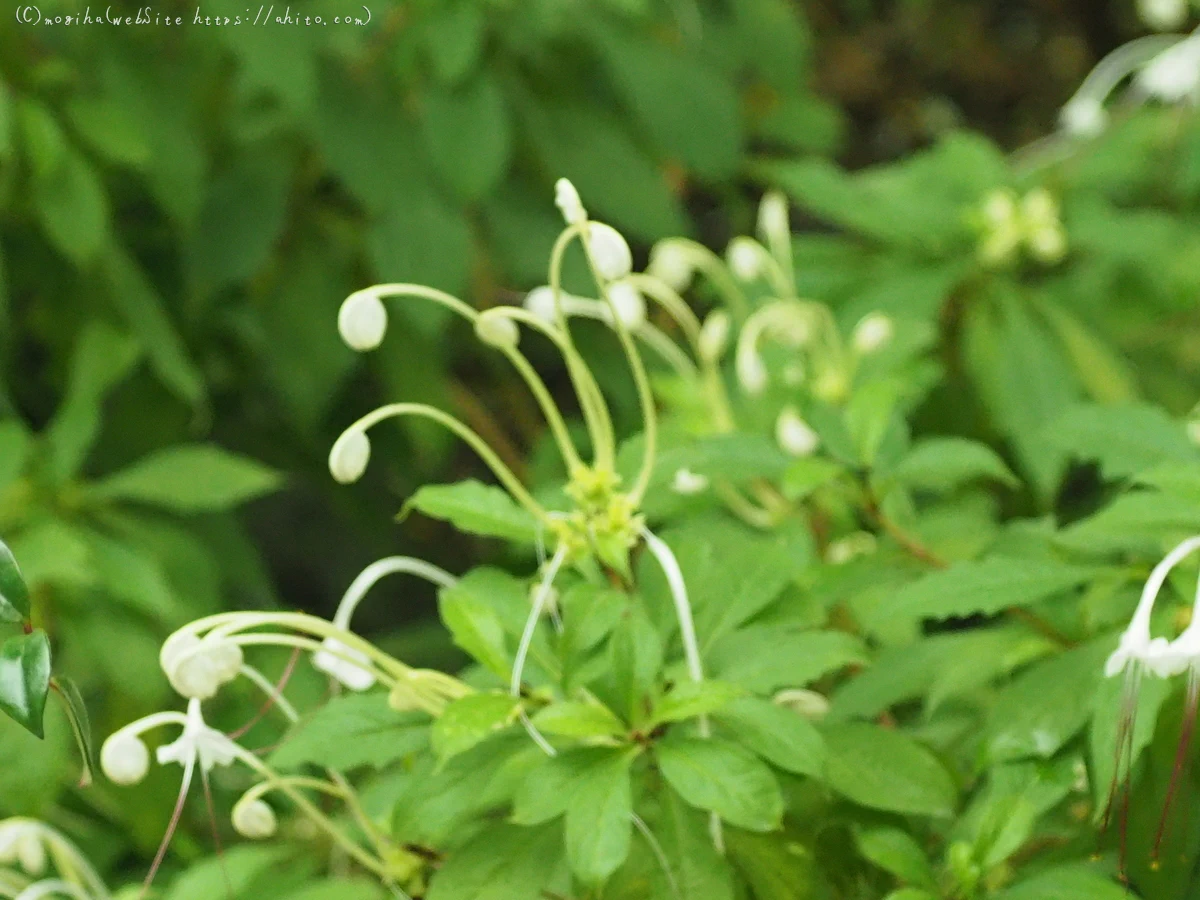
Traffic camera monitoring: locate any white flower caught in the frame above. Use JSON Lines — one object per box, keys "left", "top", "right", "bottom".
{"left": 312, "top": 636, "right": 377, "bottom": 692}
{"left": 727, "top": 237, "right": 763, "bottom": 282}
{"left": 337, "top": 291, "right": 387, "bottom": 352}
{"left": 697, "top": 311, "right": 730, "bottom": 363}
{"left": 587, "top": 223, "right": 633, "bottom": 281}
{"left": 1138, "top": 0, "right": 1188, "bottom": 32}
{"left": 156, "top": 699, "right": 238, "bottom": 773}
{"left": 671, "top": 468, "right": 709, "bottom": 495}
{"left": 1137, "top": 36, "right": 1200, "bottom": 102}
{"left": 852, "top": 313, "right": 894, "bottom": 355}
{"left": 1106, "top": 535, "right": 1200, "bottom": 679}
{"left": 604, "top": 282, "right": 647, "bottom": 329}
{"left": 161, "top": 632, "right": 243, "bottom": 701}
{"left": 757, "top": 191, "right": 790, "bottom": 243}
{"left": 775, "top": 407, "right": 820, "bottom": 457}
{"left": 647, "top": 241, "right": 694, "bottom": 292}
{"left": 329, "top": 429, "right": 371, "bottom": 485}
{"left": 101, "top": 732, "right": 150, "bottom": 786}
{"left": 232, "top": 798, "right": 277, "bottom": 840}
{"left": 475, "top": 310, "right": 521, "bottom": 350}
{"left": 1060, "top": 97, "right": 1108, "bottom": 138}
{"left": 554, "top": 178, "right": 586, "bottom": 225}
{"left": 0, "top": 823, "right": 45, "bottom": 876}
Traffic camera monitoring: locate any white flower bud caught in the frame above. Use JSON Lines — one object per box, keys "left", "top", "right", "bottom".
{"left": 0, "top": 825, "right": 45, "bottom": 876}
{"left": 554, "top": 178, "right": 586, "bottom": 225}
{"left": 1060, "top": 97, "right": 1108, "bottom": 138}
{"left": 757, "top": 191, "right": 789, "bottom": 242}
{"left": 776, "top": 407, "right": 820, "bottom": 457}
{"left": 1027, "top": 225, "right": 1067, "bottom": 265}
{"left": 523, "top": 286, "right": 557, "bottom": 323}
{"left": 475, "top": 311, "right": 520, "bottom": 350}
{"left": 604, "top": 282, "right": 647, "bottom": 329}
{"left": 647, "top": 241, "right": 694, "bottom": 292}
{"left": 312, "top": 636, "right": 377, "bottom": 692}
{"left": 698, "top": 311, "right": 731, "bottom": 362}
{"left": 329, "top": 429, "right": 371, "bottom": 485}
{"left": 161, "top": 632, "right": 243, "bottom": 701}
{"left": 232, "top": 798, "right": 278, "bottom": 840}
{"left": 671, "top": 468, "right": 709, "bottom": 495}
{"left": 1137, "top": 36, "right": 1200, "bottom": 102}
{"left": 101, "top": 732, "right": 151, "bottom": 786}
{"left": 1138, "top": 0, "right": 1188, "bottom": 31}
{"left": 826, "top": 532, "right": 878, "bottom": 565}
{"left": 736, "top": 349, "right": 769, "bottom": 395}
{"left": 587, "top": 223, "right": 633, "bottom": 281}
{"left": 773, "top": 688, "right": 830, "bottom": 720}
{"left": 852, "top": 313, "right": 894, "bottom": 355}
{"left": 727, "top": 237, "right": 763, "bottom": 282}
{"left": 981, "top": 189, "right": 1019, "bottom": 228}
{"left": 338, "top": 291, "right": 387, "bottom": 352}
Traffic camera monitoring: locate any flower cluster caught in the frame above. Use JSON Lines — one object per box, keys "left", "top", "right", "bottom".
{"left": 974, "top": 187, "right": 1068, "bottom": 268}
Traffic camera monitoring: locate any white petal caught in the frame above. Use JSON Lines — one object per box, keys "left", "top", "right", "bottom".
{"left": 587, "top": 223, "right": 633, "bottom": 281}
{"left": 313, "top": 637, "right": 377, "bottom": 691}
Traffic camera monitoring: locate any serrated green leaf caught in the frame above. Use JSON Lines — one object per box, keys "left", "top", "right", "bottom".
{"left": 531, "top": 699, "right": 627, "bottom": 739}
{"left": 432, "top": 692, "right": 520, "bottom": 762}
{"left": 271, "top": 694, "right": 428, "bottom": 771}
{"left": 403, "top": 480, "right": 539, "bottom": 544}
{"left": 608, "top": 604, "right": 663, "bottom": 725}
{"left": 714, "top": 697, "right": 826, "bottom": 779}
{"left": 991, "top": 864, "right": 1128, "bottom": 900}
{"left": 1060, "top": 489, "right": 1200, "bottom": 552}
{"left": 426, "top": 823, "right": 562, "bottom": 900}
{"left": 0, "top": 630, "right": 51, "bottom": 738}
{"left": 824, "top": 723, "right": 956, "bottom": 817}
{"left": 882, "top": 557, "right": 1093, "bottom": 624}
{"left": 566, "top": 749, "right": 634, "bottom": 884}
{"left": 657, "top": 736, "right": 783, "bottom": 832}
{"left": 1047, "top": 403, "right": 1195, "bottom": 481}
{"left": 888, "top": 437, "right": 1018, "bottom": 492}
{"left": 0, "top": 539, "right": 30, "bottom": 623}
{"left": 88, "top": 444, "right": 281, "bottom": 512}
{"left": 708, "top": 626, "right": 868, "bottom": 694}
{"left": 651, "top": 680, "right": 745, "bottom": 727}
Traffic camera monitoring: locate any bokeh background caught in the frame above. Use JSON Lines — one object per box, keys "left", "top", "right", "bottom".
{"left": 3, "top": 0, "right": 1200, "bottom": 887}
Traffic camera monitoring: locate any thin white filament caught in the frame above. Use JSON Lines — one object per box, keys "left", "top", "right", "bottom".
{"left": 511, "top": 546, "right": 569, "bottom": 757}
{"left": 333, "top": 557, "right": 457, "bottom": 630}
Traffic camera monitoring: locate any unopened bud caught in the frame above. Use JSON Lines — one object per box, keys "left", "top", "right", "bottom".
{"left": 338, "top": 291, "right": 387, "bottom": 352}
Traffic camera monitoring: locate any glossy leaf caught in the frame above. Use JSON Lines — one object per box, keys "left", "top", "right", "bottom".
{"left": 0, "top": 630, "right": 51, "bottom": 738}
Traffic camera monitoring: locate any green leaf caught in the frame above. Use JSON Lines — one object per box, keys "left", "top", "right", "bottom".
{"left": 714, "top": 697, "right": 826, "bottom": 779}
{"left": 985, "top": 639, "right": 1108, "bottom": 763}
{"left": 1060, "top": 489, "right": 1200, "bottom": 552}
{"left": 566, "top": 749, "right": 634, "bottom": 884}
{"left": 88, "top": 444, "right": 281, "bottom": 512}
{"left": 651, "top": 680, "right": 745, "bottom": 727}
{"left": 438, "top": 573, "right": 513, "bottom": 680}
{"left": 271, "top": 694, "right": 429, "bottom": 771}
{"left": 608, "top": 604, "right": 663, "bottom": 724}
{"left": 531, "top": 700, "right": 627, "bottom": 739}
{"left": 50, "top": 676, "right": 96, "bottom": 788}
{"left": 280, "top": 878, "right": 387, "bottom": 900}
{"left": 0, "top": 630, "right": 51, "bottom": 738}
{"left": 824, "top": 723, "right": 956, "bottom": 817}
{"left": 46, "top": 323, "right": 141, "bottom": 482}
{"left": 781, "top": 456, "right": 845, "bottom": 501}
{"left": 881, "top": 557, "right": 1093, "bottom": 624}
{"left": 422, "top": 0, "right": 486, "bottom": 85}
{"left": 31, "top": 142, "right": 110, "bottom": 266}
{"left": 421, "top": 73, "right": 511, "bottom": 201}
{"left": 431, "top": 692, "right": 520, "bottom": 762}
{"left": 1047, "top": 403, "right": 1195, "bottom": 481}
{"left": 1038, "top": 302, "right": 1138, "bottom": 404}
{"left": 1089, "top": 674, "right": 1171, "bottom": 812}
{"left": 657, "top": 736, "right": 783, "bottom": 832}
{"left": 513, "top": 746, "right": 628, "bottom": 825}
{"left": 0, "top": 539, "right": 31, "bottom": 623}
{"left": 726, "top": 830, "right": 827, "bottom": 900}
{"left": 161, "top": 846, "right": 289, "bottom": 900}
{"left": 654, "top": 789, "right": 737, "bottom": 899}
{"left": 888, "top": 437, "right": 1018, "bottom": 492}
{"left": 426, "top": 823, "right": 562, "bottom": 900}
{"left": 708, "top": 626, "right": 868, "bottom": 694}
{"left": 403, "top": 480, "right": 540, "bottom": 544}
{"left": 0, "top": 421, "right": 32, "bottom": 496}
{"left": 991, "top": 864, "right": 1129, "bottom": 900}
{"left": 593, "top": 23, "right": 743, "bottom": 179}
{"left": 855, "top": 826, "right": 936, "bottom": 889}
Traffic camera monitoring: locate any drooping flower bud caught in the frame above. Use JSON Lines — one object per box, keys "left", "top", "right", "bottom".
{"left": 312, "top": 636, "right": 377, "bottom": 692}
{"left": 671, "top": 468, "right": 709, "bottom": 495}
{"left": 647, "top": 241, "right": 694, "bottom": 292}
{"left": 1137, "top": 35, "right": 1200, "bottom": 102}
{"left": 1138, "top": 0, "right": 1188, "bottom": 31}
{"left": 1060, "top": 97, "right": 1108, "bottom": 138}
{"left": 161, "top": 632, "right": 244, "bottom": 701}
{"left": 727, "top": 237, "right": 763, "bottom": 282}
{"left": 101, "top": 732, "right": 150, "bottom": 786}
{"left": 698, "top": 311, "right": 730, "bottom": 362}
{"left": 604, "top": 281, "right": 647, "bottom": 330}
{"left": 554, "top": 178, "right": 587, "bottom": 225}
{"left": 852, "top": 313, "right": 894, "bottom": 355}
{"left": 757, "top": 191, "right": 790, "bottom": 243}
{"left": 587, "top": 223, "right": 633, "bottom": 281}
{"left": 232, "top": 797, "right": 278, "bottom": 840}
{"left": 475, "top": 310, "right": 521, "bottom": 350}
{"left": 0, "top": 823, "right": 46, "bottom": 876}
{"left": 776, "top": 407, "right": 820, "bottom": 457}
{"left": 338, "top": 291, "right": 388, "bottom": 352}
{"left": 329, "top": 429, "right": 371, "bottom": 485}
